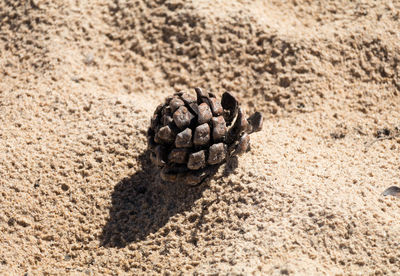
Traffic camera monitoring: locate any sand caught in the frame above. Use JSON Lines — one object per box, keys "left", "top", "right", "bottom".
{"left": 1, "top": 0, "right": 400, "bottom": 274}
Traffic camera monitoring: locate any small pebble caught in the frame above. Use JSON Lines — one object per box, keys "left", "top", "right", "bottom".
{"left": 382, "top": 186, "right": 400, "bottom": 197}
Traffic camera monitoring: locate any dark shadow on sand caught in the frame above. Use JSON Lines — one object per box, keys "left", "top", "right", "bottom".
{"left": 100, "top": 151, "right": 234, "bottom": 248}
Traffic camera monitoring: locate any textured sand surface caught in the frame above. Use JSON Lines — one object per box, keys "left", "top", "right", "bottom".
{"left": 1, "top": 0, "right": 400, "bottom": 274}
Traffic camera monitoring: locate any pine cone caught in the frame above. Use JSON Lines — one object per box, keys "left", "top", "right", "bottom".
{"left": 147, "top": 88, "right": 263, "bottom": 186}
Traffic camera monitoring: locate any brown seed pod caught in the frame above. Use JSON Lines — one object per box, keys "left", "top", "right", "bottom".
{"left": 147, "top": 88, "right": 263, "bottom": 185}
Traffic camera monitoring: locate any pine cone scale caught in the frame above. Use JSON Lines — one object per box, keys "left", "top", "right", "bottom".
{"left": 208, "top": 143, "right": 227, "bottom": 165}
{"left": 175, "top": 128, "right": 193, "bottom": 148}
{"left": 193, "top": 123, "right": 210, "bottom": 146}
{"left": 208, "top": 97, "right": 223, "bottom": 116}
{"left": 197, "top": 103, "right": 213, "bottom": 124}
{"left": 187, "top": 150, "right": 206, "bottom": 170}
{"left": 212, "top": 116, "right": 227, "bottom": 141}
{"left": 173, "top": 106, "right": 193, "bottom": 129}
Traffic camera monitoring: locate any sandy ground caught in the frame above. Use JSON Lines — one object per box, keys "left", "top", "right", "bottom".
{"left": 1, "top": 0, "right": 400, "bottom": 274}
